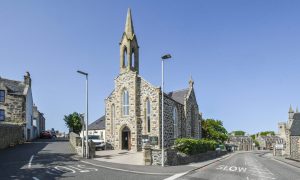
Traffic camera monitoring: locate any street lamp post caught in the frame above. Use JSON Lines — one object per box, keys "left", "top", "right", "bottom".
{"left": 161, "top": 54, "right": 171, "bottom": 167}
{"left": 77, "top": 70, "right": 89, "bottom": 158}
{"left": 80, "top": 113, "right": 85, "bottom": 157}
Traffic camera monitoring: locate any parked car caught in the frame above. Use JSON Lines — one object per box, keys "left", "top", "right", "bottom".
{"left": 40, "top": 131, "right": 52, "bottom": 139}
{"left": 88, "top": 135, "right": 105, "bottom": 150}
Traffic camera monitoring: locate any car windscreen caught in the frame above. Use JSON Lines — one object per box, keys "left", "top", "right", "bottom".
{"left": 88, "top": 135, "right": 99, "bottom": 140}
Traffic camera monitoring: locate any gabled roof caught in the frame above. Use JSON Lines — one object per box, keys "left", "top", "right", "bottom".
{"left": 291, "top": 113, "right": 300, "bottom": 136}
{"left": 168, "top": 88, "right": 189, "bottom": 104}
{"left": 88, "top": 115, "right": 105, "bottom": 130}
{"left": 0, "top": 77, "right": 26, "bottom": 95}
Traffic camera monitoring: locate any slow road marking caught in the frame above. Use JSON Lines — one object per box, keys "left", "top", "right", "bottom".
{"left": 216, "top": 165, "right": 247, "bottom": 173}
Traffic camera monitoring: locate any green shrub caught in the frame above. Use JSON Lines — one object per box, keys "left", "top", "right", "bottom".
{"left": 175, "top": 138, "right": 218, "bottom": 155}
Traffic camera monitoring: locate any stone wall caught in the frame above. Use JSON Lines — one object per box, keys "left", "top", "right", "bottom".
{"left": 150, "top": 148, "right": 227, "bottom": 166}
{"left": 137, "top": 77, "right": 161, "bottom": 150}
{"left": 0, "top": 123, "right": 23, "bottom": 149}
{"left": 290, "top": 136, "right": 300, "bottom": 160}
{"left": 0, "top": 93, "right": 25, "bottom": 123}
{"left": 184, "top": 88, "right": 200, "bottom": 138}
{"left": 69, "top": 132, "right": 81, "bottom": 147}
{"left": 162, "top": 95, "right": 184, "bottom": 148}
{"left": 105, "top": 71, "right": 138, "bottom": 151}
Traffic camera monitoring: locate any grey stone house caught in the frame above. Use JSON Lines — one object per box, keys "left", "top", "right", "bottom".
{"left": 0, "top": 72, "right": 37, "bottom": 141}
{"left": 227, "top": 136, "right": 253, "bottom": 151}
{"left": 105, "top": 9, "right": 202, "bottom": 152}
{"left": 256, "top": 135, "right": 283, "bottom": 150}
{"left": 279, "top": 106, "right": 300, "bottom": 160}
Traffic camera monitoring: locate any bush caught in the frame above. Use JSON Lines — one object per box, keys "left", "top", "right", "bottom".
{"left": 175, "top": 138, "right": 218, "bottom": 155}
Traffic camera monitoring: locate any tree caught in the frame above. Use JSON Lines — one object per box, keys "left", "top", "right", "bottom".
{"left": 231, "top": 130, "right": 245, "bottom": 136}
{"left": 202, "top": 119, "right": 228, "bottom": 143}
{"left": 64, "top": 112, "right": 83, "bottom": 134}
{"left": 259, "top": 131, "right": 275, "bottom": 136}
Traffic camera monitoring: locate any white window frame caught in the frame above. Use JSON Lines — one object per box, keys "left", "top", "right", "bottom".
{"left": 122, "top": 90, "right": 129, "bottom": 116}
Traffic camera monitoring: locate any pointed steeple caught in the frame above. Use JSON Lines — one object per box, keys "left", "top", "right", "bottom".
{"left": 289, "top": 104, "right": 294, "bottom": 113}
{"left": 125, "top": 8, "right": 134, "bottom": 40}
{"left": 296, "top": 106, "right": 299, "bottom": 113}
{"left": 189, "top": 75, "right": 194, "bottom": 88}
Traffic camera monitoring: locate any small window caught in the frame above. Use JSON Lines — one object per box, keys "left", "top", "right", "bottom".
{"left": 0, "top": 90, "right": 5, "bottom": 102}
{"left": 146, "top": 99, "right": 151, "bottom": 133}
{"left": 122, "top": 90, "right": 129, "bottom": 116}
{"left": 0, "top": 109, "right": 5, "bottom": 121}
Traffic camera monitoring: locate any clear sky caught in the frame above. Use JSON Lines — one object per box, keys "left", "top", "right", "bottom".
{"left": 1, "top": 0, "right": 300, "bottom": 134}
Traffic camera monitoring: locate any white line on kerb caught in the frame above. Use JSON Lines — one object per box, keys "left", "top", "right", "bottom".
{"left": 164, "top": 173, "right": 187, "bottom": 180}
{"left": 28, "top": 155, "right": 34, "bottom": 169}
{"left": 32, "top": 177, "right": 39, "bottom": 180}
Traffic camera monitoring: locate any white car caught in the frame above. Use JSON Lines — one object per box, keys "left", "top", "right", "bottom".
{"left": 88, "top": 135, "right": 105, "bottom": 150}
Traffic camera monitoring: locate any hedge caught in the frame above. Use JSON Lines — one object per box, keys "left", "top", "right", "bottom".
{"left": 174, "top": 138, "right": 218, "bottom": 155}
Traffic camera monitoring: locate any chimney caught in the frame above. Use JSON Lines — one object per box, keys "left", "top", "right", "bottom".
{"left": 24, "top": 71, "right": 31, "bottom": 86}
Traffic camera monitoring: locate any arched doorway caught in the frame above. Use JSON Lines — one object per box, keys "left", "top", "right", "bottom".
{"left": 121, "top": 126, "right": 131, "bottom": 150}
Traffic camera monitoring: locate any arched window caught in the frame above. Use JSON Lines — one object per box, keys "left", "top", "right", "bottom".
{"left": 146, "top": 99, "right": 151, "bottom": 133}
{"left": 122, "top": 89, "right": 129, "bottom": 116}
{"left": 173, "top": 107, "right": 178, "bottom": 138}
{"left": 131, "top": 48, "right": 135, "bottom": 69}
{"left": 111, "top": 104, "right": 115, "bottom": 135}
{"left": 123, "top": 47, "right": 128, "bottom": 67}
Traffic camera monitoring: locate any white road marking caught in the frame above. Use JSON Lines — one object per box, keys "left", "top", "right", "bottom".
{"left": 32, "top": 177, "right": 39, "bottom": 180}
{"left": 54, "top": 166, "right": 76, "bottom": 173}
{"left": 163, "top": 173, "right": 187, "bottom": 180}
{"left": 28, "top": 155, "right": 34, "bottom": 169}
{"left": 79, "top": 160, "right": 174, "bottom": 175}
{"left": 68, "top": 165, "right": 89, "bottom": 173}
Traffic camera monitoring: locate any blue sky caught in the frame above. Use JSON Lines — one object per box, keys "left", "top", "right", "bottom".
{"left": 1, "top": 1, "right": 300, "bottom": 134}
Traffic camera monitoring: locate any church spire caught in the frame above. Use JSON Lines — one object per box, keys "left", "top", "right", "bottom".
{"left": 289, "top": 104, "right": 294, "bottom": 113}
{"left": 296, "top": 106, "right": 299, "bottom": 113}
{"left": 125, "top": 8, "right": 134, "bottom": 40}
{"left": 119, "top": 8, "right": 139, "bottom": 74}
{"left": 189, "top": 75, "right": 194, "bottom": 88}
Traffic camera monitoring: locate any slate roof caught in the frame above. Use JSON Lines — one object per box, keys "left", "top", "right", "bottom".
{"left": 291, "top": 113, "right": 300, "bottom": 136}
{"left": 168, "top": 88, "right": 189, "bottom": 104}
{"left": 88, "top": 115, "right": 105, "bottom": 130}
{"left": 0, "top": 77, "right": 25, "bottom": 95}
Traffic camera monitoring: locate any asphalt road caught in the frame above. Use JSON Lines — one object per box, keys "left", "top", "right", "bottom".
{"left": 0, "top": 139, "right": 169, "bottom": 180}
{"left": 179, "top": 151, "right": 300, "bottom": 180}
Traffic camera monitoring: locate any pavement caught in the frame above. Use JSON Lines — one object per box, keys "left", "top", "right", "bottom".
{"left": 1, "top": 140, "right": 299, "bottom": 180}
{"left": 94, "top": 149, "right": 144, "bottom": 165}
{"left": 178, "top": 151, "right": 300, "bottom": 180}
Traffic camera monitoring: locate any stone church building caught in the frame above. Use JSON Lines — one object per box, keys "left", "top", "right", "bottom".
{"left": 105, "top": 9, "right": 202, "bottom": 152}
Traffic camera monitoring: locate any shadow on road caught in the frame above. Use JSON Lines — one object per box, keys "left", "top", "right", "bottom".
{"left": 0, "top": 139, "right": 78, "bottom": 180}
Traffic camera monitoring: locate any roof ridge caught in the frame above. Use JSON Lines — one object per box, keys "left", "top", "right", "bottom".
{"left": 0, "top": 77, "right": 23, "bottom": 84}
{"left": 169, "top": 88, "right": 189, "bottom": 94}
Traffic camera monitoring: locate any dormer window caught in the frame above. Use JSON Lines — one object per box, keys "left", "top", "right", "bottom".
{"left": 0, "top": 90, "right": 4, "bottom": 102}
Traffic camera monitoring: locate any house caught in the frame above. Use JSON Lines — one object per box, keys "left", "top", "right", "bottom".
{"left": 278, "top": 106, "right": 300, "bottom": 160}
{"left": 105, "top": 9, "right": 202, "bottom": 152}
{"left": 256, "top": 135, "right": 283, "bottom": 150}
{"left": 227, "top": 135, "right": 254, "bottom": 151}
{"left": 81, "top": 115, "right": 106, "bottom": 141}
{"left": 33, "top": 105, "right": 46, "bottom": 138}
{"left": 0, "top": 72, "right": 36, "bottom": 141}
